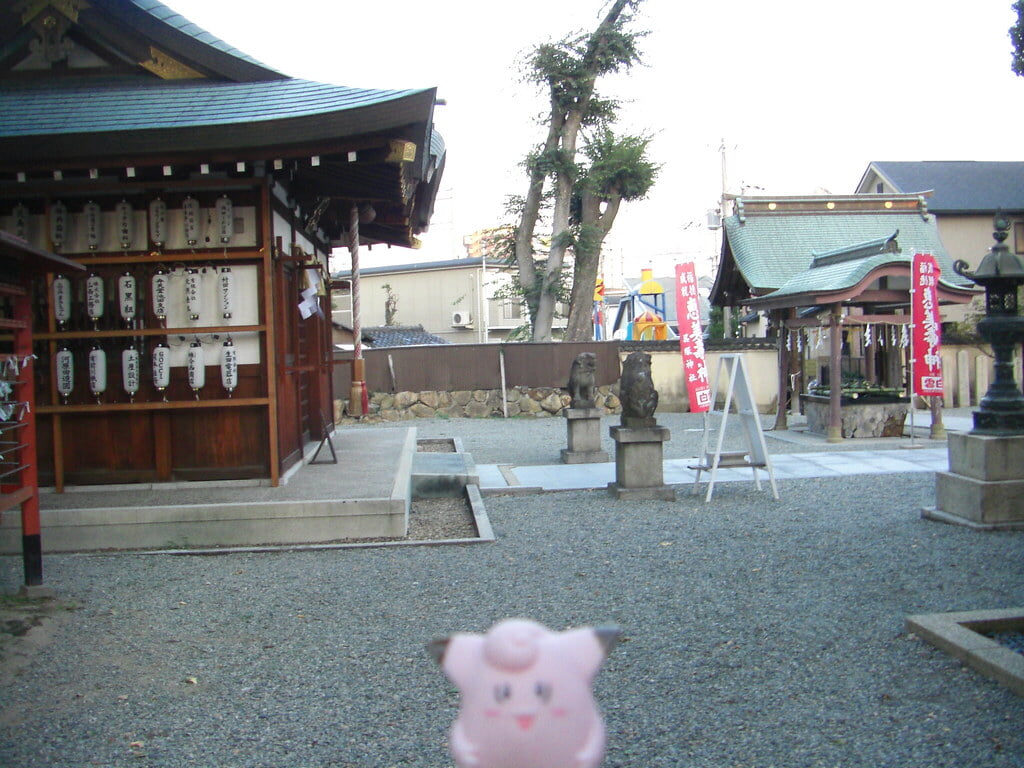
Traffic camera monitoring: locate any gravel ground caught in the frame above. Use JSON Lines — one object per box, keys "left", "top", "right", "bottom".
{"left": 2, "top": 412, "right": 1023, "bottom": 767}
{"left": 989, "top": 632, "right": 1024, "bottom": 656}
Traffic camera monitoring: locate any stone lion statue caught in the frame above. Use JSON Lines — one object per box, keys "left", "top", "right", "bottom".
{"left": 619, "top": 350, "right": 658, "bottom": 426}
{"left": 567, "top": 352, "right": 597, "bottom": 409}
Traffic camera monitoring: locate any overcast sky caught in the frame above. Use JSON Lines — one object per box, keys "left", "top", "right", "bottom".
{"left": 165, "top": 0, "right": 1024, "bottom": 282}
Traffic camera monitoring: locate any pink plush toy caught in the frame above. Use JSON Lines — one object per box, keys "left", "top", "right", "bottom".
{"left": 430, "top": 619, "right": 620, "bottom": 768}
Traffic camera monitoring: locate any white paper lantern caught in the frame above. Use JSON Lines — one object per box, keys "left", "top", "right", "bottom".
{"left": 182, "top": 196, "right": 200, "bottom": 246}
{"left": 86, "top": 273, "right": 105, "bottom": 323}
{"left": 187, "top": 341, "right": 205, "bottom": 395}
{"left": 83, "top": 200, "right": 102, "bottom": 251}
{"left": 49, "top": 201, "right": 68, "bottom": 248}
{"left": 151, "top": 268, "right": 169, "bottom": 320}
{"left": 122, "top": 346, "right": 140, "bottom": 399}
{"left": 11, "top": 203, "right": 29, "bottom": 240}
{"left": 118, "top": 272, "right": 136, "bottom": 322}
{"left": 220, "top": 338, "right": 238, "bottom": 395}
{"left": 115, "top": 199, "right": 133, "bottom": 249}
{"left": 215, "top": 195, "right": 233, "bottom": 244}
{"left": 149, "top": 198, "right": 167, "bottom": 247}
{"left": 152, "top": 343, "right": 170, "bottom": 392}
{"left": 52, "top": 274, "right": 71, "bottom": 326}
{"left": 219, "top": 267, "right": 234, "bottom": 319}
{"left": 55, "top": 347, "right": 74, "bottom": 401}
{"left": 88, "top": 346, "right": 107, "bottom": 396}
{"left": 185, "top": 268, "right": 201, "bottom": 320}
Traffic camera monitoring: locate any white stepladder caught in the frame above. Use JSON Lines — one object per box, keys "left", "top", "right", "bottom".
{"left": 689, "top": 353, "right": 779, "bottom": 502}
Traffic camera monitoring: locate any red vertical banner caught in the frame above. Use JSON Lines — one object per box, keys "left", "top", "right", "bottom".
{"left": 912, "top": 252, "right": 943, "bottom": 396}
{"left": 675, "top": 262, "right": 712, "bottom": 412}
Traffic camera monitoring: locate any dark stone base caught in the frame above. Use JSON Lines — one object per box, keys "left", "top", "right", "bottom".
{"left": 972, "top": 410, "right": 1024, "bottom": 435}
{"left": 607, "top": 482, "right": 676, "bottom": 501}
{"left": 620, "top": 416, "right": 658, "bottom": 429}
{"left": 561, "top": 448, "right": 609, "bottom": 464}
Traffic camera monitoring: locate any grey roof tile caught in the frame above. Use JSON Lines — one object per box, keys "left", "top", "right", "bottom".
{"left": 868, "top": 161, "right": 1024, "bottom": 213}
{"left": 334, "top": 257, "right": 484, "bottom": 279}
{"left": 363, "top": 325, "right": 450, "bottom": 347}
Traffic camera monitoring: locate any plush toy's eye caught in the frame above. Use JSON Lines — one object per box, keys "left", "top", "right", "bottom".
{"left": 534, "top": 682, "right": 552, "bottom": 703}
{"left": 493, "top": 683, "right": 512, "bottom": 703}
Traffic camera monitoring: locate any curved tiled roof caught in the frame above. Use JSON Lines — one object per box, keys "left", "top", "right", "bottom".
{"left": 0, "top": 0, "right": 445, "bottom": 248}
{"left": 764, "top": 252, "right": 913, "bottom": 302}
{"left": 722, "top": 210, "right": 971, "bottom": 295}
{"left": 130, "top": 0, "right": 274, "bottom": 72}
{"left": 0, "top": 78, "right": 430, "bottom": 136}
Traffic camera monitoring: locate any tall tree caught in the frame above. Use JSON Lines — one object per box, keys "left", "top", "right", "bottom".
{"left": 513, "top": 0, "right": 647, "bottom": 341}
{"left": 564, "top": 129, "right": 658, "bottom": 341}
{"left": 1012, "top": 1, "right": 1024, "bottom": 75}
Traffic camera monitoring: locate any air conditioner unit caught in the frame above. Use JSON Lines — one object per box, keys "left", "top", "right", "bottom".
{"left": 451, "top": 310, "right": 472, "bottom": 327}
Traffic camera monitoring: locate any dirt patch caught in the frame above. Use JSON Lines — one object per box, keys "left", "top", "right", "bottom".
{"left": 417, "top": 438, "right": 457, "bottom": 453}
{"left": 0, "top": 595, "right": 70, "bottom": 687}
{"left": 409, "top": 495, "right": 477, "bottom": 539}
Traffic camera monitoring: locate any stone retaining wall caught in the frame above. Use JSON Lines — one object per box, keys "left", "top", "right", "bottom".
{"left": 801, "top": 395, "right": 909, "bottom": 438}
{"left": 336, "top": 385, "right": 621, "bottom": 423}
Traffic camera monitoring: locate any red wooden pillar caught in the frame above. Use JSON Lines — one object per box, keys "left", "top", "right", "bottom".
{"left": 13, "top": 291, "right": 42, "bottom": 587}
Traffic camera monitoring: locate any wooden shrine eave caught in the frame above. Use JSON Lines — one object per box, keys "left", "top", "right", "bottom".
{"left": 745, "top": 264, "right": 977, "bottom": 312}
{"left": 0, "top": 230, "right": 83, "bottom": 277}
{"left": 733, "top": 193, "right": 931, "bottom": 218}
{"left": 0, "top": 119, "right": 434, "bottom": 174}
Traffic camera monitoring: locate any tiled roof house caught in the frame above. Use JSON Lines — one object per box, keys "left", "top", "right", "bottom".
{"left": 856, "top": 161, "right": 1024, "bottom": 271}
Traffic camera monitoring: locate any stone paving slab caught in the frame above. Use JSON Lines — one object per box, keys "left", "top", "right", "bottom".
{"left": 478, "top": 447, "right": 950, "bottom": 493}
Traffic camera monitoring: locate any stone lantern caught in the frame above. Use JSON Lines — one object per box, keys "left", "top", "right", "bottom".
{"left": 925, "top": 214, "right": 1024, "bottom": 529}
{"left": 953, "top": 213, "right": 1024, "bottom": 434}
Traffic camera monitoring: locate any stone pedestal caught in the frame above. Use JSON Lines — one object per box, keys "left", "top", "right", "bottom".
{"left": 561, "top": 408, "right": 608, "bottom": 464}
{"left": 924, "top": 432, "right": 1024, "bottom": 530}
{"left": 607, "top": 424, "right": 674, "bottom": 500}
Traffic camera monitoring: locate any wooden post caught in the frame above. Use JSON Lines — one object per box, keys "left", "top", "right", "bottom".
{"left": 864, "top": 326, "right": 876, "bottom": 384}
{"left": 42, "top": 271, "right": 66, "bottom": 493}
{"left": 261, "top": 185, "right": 280, "bottom": 486}
{"left": 154, "top": 411, "right": 172, "bottom": 481}
{"left": 929, "top": 395, "right": 946, "bottom": 439}
{"left": 773, "top": 309, "right": 788, "bottom": 431}
{"left": 348, "top": 204, "right": 367, "bottom": 416}
{"left": 827, "top": 306, "right": 843, "bottom": 442}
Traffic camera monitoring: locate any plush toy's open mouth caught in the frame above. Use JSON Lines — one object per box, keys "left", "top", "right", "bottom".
{"left": 515, "top": 714, "right": 535, "bottom": 731}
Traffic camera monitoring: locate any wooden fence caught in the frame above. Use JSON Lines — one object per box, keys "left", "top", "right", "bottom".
{"left": 334, "top": 341, "right": 622, "bottom": 398}
{"left": 333, "top": 338, "right": 1017, "bottom": 415}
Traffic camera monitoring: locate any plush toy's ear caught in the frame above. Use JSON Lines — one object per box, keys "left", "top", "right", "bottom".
{"left": 427, "top": 636, "right": 450, "bottom": 665}
{"left": 555, "top": 624, "right": 621, "bottom": 678}
{"left": 593, "top": 624, "right": 621, "bottom": 656}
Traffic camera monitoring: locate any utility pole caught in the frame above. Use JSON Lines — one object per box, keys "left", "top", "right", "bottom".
{"left": 719, "top": 139, "right": 732, "bottom": 338}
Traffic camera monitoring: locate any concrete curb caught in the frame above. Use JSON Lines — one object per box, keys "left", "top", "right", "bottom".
{"left": 906, "top": 608, "right": 1024, "bottom": 698}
